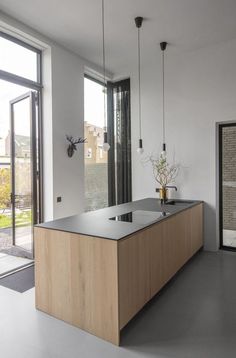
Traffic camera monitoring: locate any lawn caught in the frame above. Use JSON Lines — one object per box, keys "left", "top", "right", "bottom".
{"left": 0, "top": 210, "right": 31, "bottom": 229}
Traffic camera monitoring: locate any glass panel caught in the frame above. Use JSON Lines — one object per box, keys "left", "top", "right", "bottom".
{"left": 0, "top": 167, "right": 12, "bottom": 252}
{"left": 0, "top": 81, "right": 30, "bottom": 256}
{"left": 222, "top": 125, "right": 236, "bottom": 248}
{"left": 84, "top": 77, "right": 108, "bottom": 211}
{"left": 0, "top": 35, "right": 38, "bottom": 82}
{"left": 0, "top": 80, "right": 35, "bottom": 276}
{"left": 13, "top": 96, "right": 33, "bottom": 253}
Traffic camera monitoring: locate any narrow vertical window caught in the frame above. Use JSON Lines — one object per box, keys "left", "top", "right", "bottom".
{"left": 84, "top": 76, "right": 108, "bottom": 211}
{"left": 219, "top": 123, "right": 236, "bottom": 250}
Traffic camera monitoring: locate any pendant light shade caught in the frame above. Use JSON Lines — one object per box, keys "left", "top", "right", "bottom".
{"left": 160, "top": 41, "right": 167, "bottom": 156}
{"left": 101, "top": 0, "right": 110, "bottom": 152}
{"left": 135, "top": 16, "right": 144, "bottom": 154}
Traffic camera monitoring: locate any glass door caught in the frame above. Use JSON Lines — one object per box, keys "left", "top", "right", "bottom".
{"left": 0, "top": 31, "right": 42, "bottom": 276}
{"left": 10, "top": 92, "right": 38, "bottom": 259}
{"left": 219, "top": 123, "right": 236, "bottom": 250}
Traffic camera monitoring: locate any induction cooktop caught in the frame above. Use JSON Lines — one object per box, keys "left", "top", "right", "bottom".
{"left": 109, "top": 210, "right": 170, "bottom": 225}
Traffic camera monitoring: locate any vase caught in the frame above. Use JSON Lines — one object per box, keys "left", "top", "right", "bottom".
{"left": 159, "top": 186, "right": 168, "bottom": 202}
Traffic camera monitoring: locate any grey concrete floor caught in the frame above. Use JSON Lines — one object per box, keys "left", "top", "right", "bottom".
{"left": 0, "top": 250, "right": 236, "bottom": 358}
{"left": 121, "top": 250, "right": 236, "bottom": 357}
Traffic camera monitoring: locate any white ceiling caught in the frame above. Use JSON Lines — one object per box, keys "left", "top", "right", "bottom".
{"left": 1, "top": 0, "right": 236, "bottom": 76}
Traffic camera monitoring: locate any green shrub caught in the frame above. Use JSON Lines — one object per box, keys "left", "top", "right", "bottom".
{"left": 0, "top": 168, "right": 11, "bottom": 213}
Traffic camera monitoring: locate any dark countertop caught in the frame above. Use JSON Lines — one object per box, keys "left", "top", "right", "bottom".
{"left": 36, "top": 198, "right": 202, "bottom": 241}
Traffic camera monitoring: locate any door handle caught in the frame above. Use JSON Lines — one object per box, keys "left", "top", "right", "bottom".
{"left": 10, "top": 193, "right": 14, "bottom": 203}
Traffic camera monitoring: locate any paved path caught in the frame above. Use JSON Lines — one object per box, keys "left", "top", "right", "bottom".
{"left": 0, "top": 226, "right": 32, "bottom": 252}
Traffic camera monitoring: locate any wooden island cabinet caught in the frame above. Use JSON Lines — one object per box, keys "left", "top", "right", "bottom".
{"left": 35, "top": 200, "right": 203, "bottom": 345}
{"left": 118, "top": 203, "right": 203, "bottom": 330}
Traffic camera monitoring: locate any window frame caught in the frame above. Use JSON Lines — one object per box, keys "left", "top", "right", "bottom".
{"left": 218, "top": 122, "right": 236, "bottom": 252}
{"left": 0, "top": 31, "right": 43, "bottom": 223}
{"left": 0, "top": 31, "right": 42, "bottom": 85}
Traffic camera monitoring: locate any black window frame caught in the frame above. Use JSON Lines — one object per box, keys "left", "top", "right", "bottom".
{"left": 0, "top": 31, "right": 42, "bottom": 85}
{"left": 218, "top": 122, "right": 236, "bottom": 252}
{"left": 0, "top": 30, "right": 43, "bottom": 224}
{"left": 84, "top": 75, "right": 132, "bottom": 209}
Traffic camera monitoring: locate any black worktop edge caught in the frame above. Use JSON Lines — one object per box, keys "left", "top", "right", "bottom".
{"left": 35, "top": 199, "right": 203, "bottom": 241}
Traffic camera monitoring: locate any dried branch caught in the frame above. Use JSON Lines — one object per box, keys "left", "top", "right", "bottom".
{"left": 149, "top": 153, "right": 179, "bottom": 187}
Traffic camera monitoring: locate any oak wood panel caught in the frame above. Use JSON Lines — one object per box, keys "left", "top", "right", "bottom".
{"left": 118, "top": 229, "right": 150, "bottom": 329}
{"left": 162, "top": 210, "right": 188, "bottom": 284}
{"left": 162, "top": 205, "right": 203, "bottom": 285}
{"left": 34, "top": 227, "right": 120, "bottom": 345}
{"left": 118, "top": 203, "right": 203, "bottom": 330}
{"left": 149, "top": 223, "right": 164, "bottom": 298}
{"left": 190, "top": 203, "right": 203, "bottom": 254}
{"left": 174, "top": 209, "right": 192, "bottom": 267}
{"left": 161, "top": 215, "right": 177, "bottom": 283}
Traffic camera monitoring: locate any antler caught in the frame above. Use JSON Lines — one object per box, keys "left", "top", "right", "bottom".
{"left": 73, "top": 137, "right": 87, "bottom": 145}
{"left": 66, "top": 135, "right": 86, "bottom": 146}
{"left": 66, "top": 135, "right": 74, "bottom": 144}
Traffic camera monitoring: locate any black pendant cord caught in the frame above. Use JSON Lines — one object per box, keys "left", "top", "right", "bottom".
{"left": 162, "top": 49, "right": 166, "bottom": 150}
{"left": 135, "top": 16, "right": 143, "bottom": 151}
{"left": 160, "top": 41, "right": 167, "bottom": 152}
{"left": 138, "top": 26, "right": 142, "bottom": 141}
{"left": 102, "top": 0, "right": 106, "bottom": 132}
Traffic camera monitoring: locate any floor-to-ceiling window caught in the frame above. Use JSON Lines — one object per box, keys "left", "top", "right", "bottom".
{"left": 0, "top": 32, "right": 42, "bottom": 276}
{"left": 219, "top": 122, "right": 236, "bottom": 250}
{"left": 84, "top": 75, "right": 108, "bottom": 212}
{"left": 107, "top": 79, "right": 132, "bottom": 206}
{"left": 84, "top": 76, "right": 132, "bottom": 211}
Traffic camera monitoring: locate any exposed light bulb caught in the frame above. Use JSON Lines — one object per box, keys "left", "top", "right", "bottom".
{"left": 161, "top": 143, "right": 166, "bottom": 157}
{"left": 103, "top": 131, "right": 110, "bottom": 151}
{"left": 103, "top": 142, "right": 110, "bottom": 151}
{"left": 137, "top": 147, "right": 144, "bottom": 154}
{"left": 137, "top": 138, "right": 144, "bottom": 154}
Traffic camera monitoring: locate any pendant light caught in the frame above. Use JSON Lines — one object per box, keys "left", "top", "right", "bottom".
{"left": 160, "top": 41, "right": 167, "bottom": 156}
{"left": 135, "top": 16, "right": 144, "bottom": 155}
{"left": 102, "top": 0, "right": 110, "bottom": 152}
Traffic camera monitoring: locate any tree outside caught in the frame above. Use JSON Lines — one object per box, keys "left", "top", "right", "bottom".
{"left": 0, "top": 163, "right": 31, "bottom": 230}
{"left": 0, "top": 168, "right": 11, "bottom": 214}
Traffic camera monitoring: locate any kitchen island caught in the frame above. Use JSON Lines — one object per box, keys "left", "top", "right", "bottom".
{"left": 34, "top": 198, "right": 203, "bottom": 345}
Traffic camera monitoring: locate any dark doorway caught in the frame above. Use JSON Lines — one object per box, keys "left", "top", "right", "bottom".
{"left": 219, "top": 123, "right": 236, "bottom": 250}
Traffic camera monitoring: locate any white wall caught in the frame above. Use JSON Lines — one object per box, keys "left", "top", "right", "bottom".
{"left": 131, "top": 39, "right": 236, "bottom": 251}
{"left": 50, "top": 45, "right": 84, "bottom": 219}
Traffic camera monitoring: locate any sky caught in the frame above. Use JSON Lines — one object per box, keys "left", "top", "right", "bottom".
{"left": 0, "top": 36, "right": 37, "bottom": 155}
{"left": 0, "top": 80, "right": 31, "bottom": 155}
{"left": 0, "top": 36, "right": 37, "bottom": 81}
{"left": 84, "top": 77, "right": 107, "bottom": 128}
